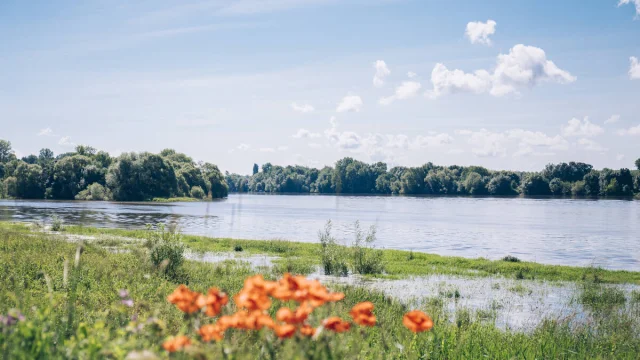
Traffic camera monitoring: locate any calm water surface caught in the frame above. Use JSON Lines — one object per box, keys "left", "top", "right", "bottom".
{"left": 1, "top": 195, "right": 638, "bottom": 270}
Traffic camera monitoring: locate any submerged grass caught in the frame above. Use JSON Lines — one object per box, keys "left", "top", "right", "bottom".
{"left": 43, "top": 222, "right": 640, "bottom": 284}
{"left": 3, "top": 224, "right": 640, "bottom": 358}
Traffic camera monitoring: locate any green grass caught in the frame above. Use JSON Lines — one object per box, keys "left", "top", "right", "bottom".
{"left": 151, "top": 197, "right": 201, "bottom": 202}
{"left": 51, "top": 223, "right": 640, "bottom": 284}
{"left": 3, "top": 223, "right": 640, "bottom": 358}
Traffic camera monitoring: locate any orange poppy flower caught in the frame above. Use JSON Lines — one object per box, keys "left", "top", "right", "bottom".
{"left": 162, "top": 335, "right": 191, "bottom": 352}
{"left": 199, "top": 324, "right": 225, "bottom": 342}
{"left": 300, "top": 324, "right": 316, "bottom": 337}
{"left": 350, "top": 301, "right": 376, "bottom": 326}
{"left": 274, "top": 324, "right": 296, "bottom": 338}
{"left": 196, "top": 287, "right": 229, "bottom": 317}
{"left": 322, "top": 317, "right": 351, "bottom": 333}
{"left": 167, "top": 285, "right": 202, "bottom": 314}
{"left": 276, "top": 303, "right": 313, "bottom": 324}
{"left": 402, "top": 310, "right": 433, "bottom": 333}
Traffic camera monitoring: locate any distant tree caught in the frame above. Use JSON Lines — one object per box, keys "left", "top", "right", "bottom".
{"left": 521, "top": 174, "right": 551, "bottom": 196}
{"left": 462, "top": 172, "right": 487, "bottom": 195}
{"left": 4, "top": 176, "right": 17, "bottom": 197}
{"left": 14, "top": 162, "right": 44, "bottom": 199}
{"left": 202, "top": 163, "right": 228, "bottom": 198}
{"left": 487, "top": 175, "right": 517, "bottom": 195}
{"left": 635, "top": 158, "right": 640, "bottom": 171}
{"left": 21, "top": 155, "right": 38, "bottom": 164}
{"left": 253, "top": 163, "right": 259, "bottom": 175}
{"left": 51, "top": 155, "right": 93, "bottom": 199}
{"left": 583, "top": 171, "right": 600, "bottom": 196}
{"left": 261, "top": 163, "right": 272, "bottom": 173}
{"left": 190, "top": 186, "right": 206, "bottom": 199}
{"left": 75, "top": 145, "right": 97, "bottom": 157}
{"left": 107, "top": 153, "right": 179, "bottom": 201}
{"left": 0, "top": 140, "right": 14, "bottom": 163}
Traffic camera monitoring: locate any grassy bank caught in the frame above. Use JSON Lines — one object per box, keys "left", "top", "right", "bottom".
{"left": 47, "top": 223, "right": 640, "bottom": 284}
{"left": 2, "top": 222, "right": 640, "bottom": 358}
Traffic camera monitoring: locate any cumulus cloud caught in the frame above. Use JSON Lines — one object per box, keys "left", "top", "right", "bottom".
{"left": 407, "top": 71, "right": 417, "bottom": 78}
{"left": 618, "top": 0, "right": 640, "bottom": 18}
{"left": 630, "top": 56, "right": 640, "bottom": 80}
{"left": 605, "top": 115, "right": 620, "bottom": 124}
{"left": 373, "top": 60, "right": 391, "bottom": 87}
{"left": 37, "top": 127, "right": 55, "bottom": 136}
{"left": 336, "top": 95, "right": 363, "bottom": 112}
{"left": 617, "top": 124, "right": 640, "bottom": 136}
{"left": 457, "top": 128, "right": 570, "bottom": 157}
{"left": 465, "top": 20, "right": 497, "bottom": 45}
{"left": 379, "top": 81, "right": 422, "bottom": 105}
{"left": 427, "top": 44, "right": 575, "bottom": 98}
{"left": 578, "top": 138, "right": 608, "bottom": 152}
{"left": 58, "top": 136, "right": 76, "bottom": 147}
{"left": 561, "top": 117, "right": 604, "bottom": 137}
{"left": 292, "top": 128, "right": 321, "bottom": 139}
{"left": 290, "top": 102, "right": 315, "bottom": 113}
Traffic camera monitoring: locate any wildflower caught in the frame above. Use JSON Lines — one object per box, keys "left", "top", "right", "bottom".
{"left": 234, "top": 275, "right": 275, "bottom": 311}
{"left": 272, "top": 274, "right": 344, "bottom": 307}
{"left": 276, "top": 303, "right": 313, "bottom": 324}
{"left": 119, "top": 289, "right": 129, "bottom": 299}
{"left": 162, "top": 335, "right": 191, "bottom": 352}
{"left": 350, "top": 301, "right": 376, "bottom": 326}
{"left": 274, "top": 324, "right": 296, "bottom": 338}
{"left": 121, "top": 299, "right": 134, "bottom": 308}
{"left": 199, "top": 324, "right": 225, "bottom": 342}
{"left": 196, "top": 287, "right": 229, "bottom": 317}
{"left": 300, "top": 324, "right": 316, "bottom": 337}
{"left": 167, "top": 285, "right": 202, "bottom": 314}
{"left": 322, "top": 317, "right": 351, "bottom": 333}
{"left": 402, "top": 310, "right": 433, "bottom": 333}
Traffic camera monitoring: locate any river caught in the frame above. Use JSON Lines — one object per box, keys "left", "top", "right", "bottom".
{"left": 1, "top": 195, "right": 638, "bottom": 270}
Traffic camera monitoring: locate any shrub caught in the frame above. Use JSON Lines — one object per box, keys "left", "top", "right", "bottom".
{"left": 190, "top": 186, "right": 206, "bottom": 199}
{"left": 75, "top": 183, "right": 112, "bottom": 201}
{"left": 318, "top": 221, "right": 348, "bottom": 276}
{"left": 146, "top": 224, "right": 185, "bottom": 279}
{"left": 234, "top": 244, "right": 243, "bottom": 252}
{"left": 51, "top": 215, "right": 64, "bottom": 232}
{"left": 351, "top": 221, "right": 384, "bottom": 275}
{"left": 580, "top": 284, "right": 626, "bottom": 310}
{"left": 501, "top": 255, "right": 521, "bottom": 263}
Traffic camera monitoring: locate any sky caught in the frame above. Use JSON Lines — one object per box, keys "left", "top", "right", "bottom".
{"left": 1, "top": 0, "right": 639, "bottom": 174}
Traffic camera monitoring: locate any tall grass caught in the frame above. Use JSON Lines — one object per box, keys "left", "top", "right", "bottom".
{"left": 2, "top": 225, "right": 640, "bottom": 358}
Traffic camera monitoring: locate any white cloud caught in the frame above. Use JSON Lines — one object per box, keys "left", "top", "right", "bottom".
{"left": 236, "top": 143, "right": 251, "bottom": 150}
{"left": 605, "top": 115, "right": 620, "bottom": 124}
{"left": 292, "top": 128, "right": 321, "bottom": 138}
{"left": 427, "top": 44, "right": 575, "bottom": 98}
{"left": 336, "top": 95, "right": 363, "bottom": 112}
{"left": 411, "top": 133, "right": 454, "bottom": 149}
{"left": 618, "top": 0, "right": 640, "bottom": 18}
{"left": 561, "top": 117, "right": 604, "bottom": 137}
{"left": 373, "top": 60, "right": 391, "bottom": 87}
{"left": 507, "top": 129, "right": 569, "bottom": 150}
{"left": 308, "top": 143, "right": 322, "bottom": 149}
{"left": 379, "top": 81, "right": 422, "bottom": 105}
{"left": 58, "top": 136, "right": 76, "bottom": 147}
{"left": 37, "top": 127, "right": 55, "bottom": 136}
{"left": 578, "top": 138, "right": 608, "bottom": 152}
{"left": 457, "top": 128, "right": 570, "bottom": 157}
{"left": 290, "top": 102, "right": 315, "bottom": 113}
{"left": 465, "top": 20, "right": 497, "bottom": 45}
{"left": 629, "top": 56, "right": 640, "bottom": 80}
{"left": 277, "top": 146, "right": 288, "bottom": 151}
{"left": 617, "top": 124, "right": 640, "bottom": 136}
{"left": 617, "top": 154, "right": 626, "bottom": 161}
{"left": 407, "top": 71, "right": 417, "bottom": 78}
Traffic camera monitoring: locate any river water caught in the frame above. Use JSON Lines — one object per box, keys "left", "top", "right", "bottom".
{"left": 1, "top": 195, "right": 638, "bottom": 270}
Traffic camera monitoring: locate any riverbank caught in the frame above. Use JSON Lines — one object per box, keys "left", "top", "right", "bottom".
{"left": 2, "top": 221, "right": 640, "bottom": 358}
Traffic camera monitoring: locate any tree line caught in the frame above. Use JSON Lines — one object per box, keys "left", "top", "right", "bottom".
{"left": 0, "top": 140, "right": 227, "bottom": 201}
{"left": 226, "top": 157, "right": 640, "bottom": 197}
{"left": 2, "top": 138, "right": 639, "bottom": 201}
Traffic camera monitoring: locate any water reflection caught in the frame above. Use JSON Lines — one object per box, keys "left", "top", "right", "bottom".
{"left": 1, "top": 195, "right": 639, "bottom": 270}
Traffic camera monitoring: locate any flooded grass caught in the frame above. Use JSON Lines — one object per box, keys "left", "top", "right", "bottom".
{"left": 45, "top": 223, "right": 640, "bottom": 284}
{"left": 3, "top": 221, "right": 640, "bottom": 358}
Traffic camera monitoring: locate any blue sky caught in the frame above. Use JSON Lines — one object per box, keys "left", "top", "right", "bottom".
{"left": 1, "top": 0, "right": 639, "bottom": 174}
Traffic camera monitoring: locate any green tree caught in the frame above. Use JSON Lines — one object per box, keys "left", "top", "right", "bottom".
{"left": 107, "top": 153, "right": 179, "bottom": 201}
{"left": 253, "top": 163, "right": 259, "bottom": 175}
{"left": 14, "top": 162, "right": 44, "bottom": 198}
{"left": 4, "top": 176, "right": 17, "bottom": 197}
{"left": 0, "top": 140, "right": 15, "bottom": 163}
{"left": 635, "top": 158, "right": 640, "bottom": 171}
{"left": 462, "top": 172, "right": 487, "bottom": 195}
{"left": 51, "top": 155, "right": 93, "bottom": 199}
{"left": 521, "top": 174, "right": 551, "bottom": 196}
{"left": 202, "top": 163, "right": 228, "bottom": 198}
{"left": 487, "top": 175, "right": 517, "bottom": 195}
